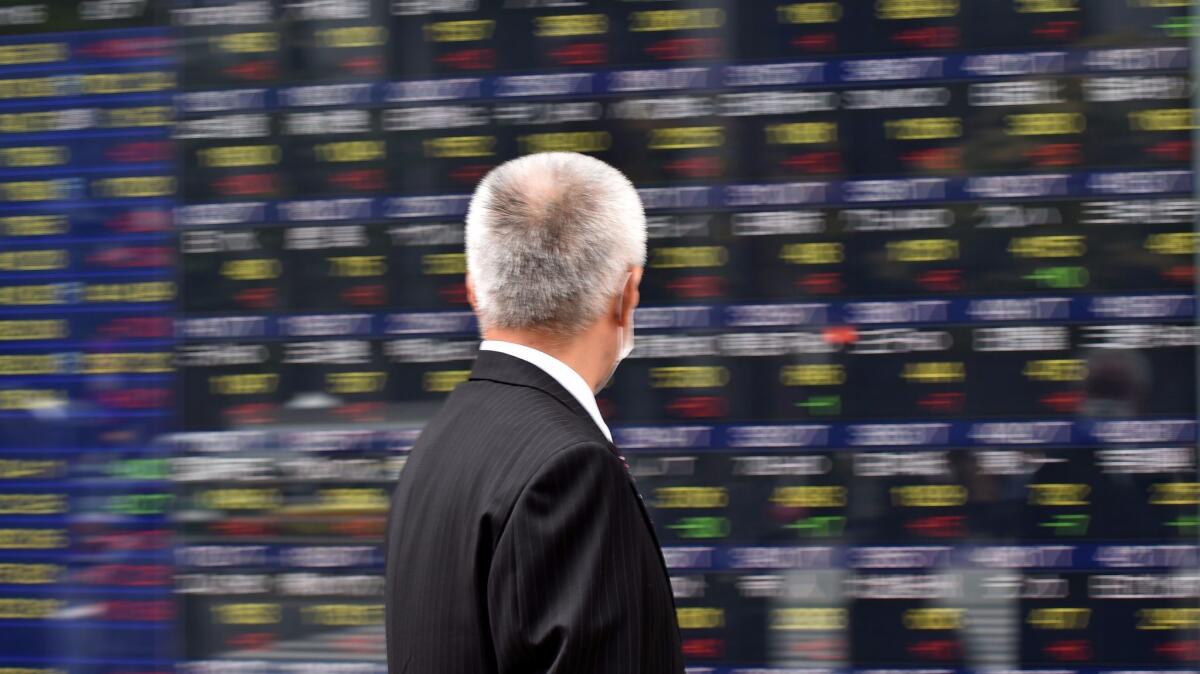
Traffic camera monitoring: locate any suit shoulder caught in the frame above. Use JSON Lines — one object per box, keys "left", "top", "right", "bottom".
{"left": 401, "top": 380, "right": 609, "bottom": 501}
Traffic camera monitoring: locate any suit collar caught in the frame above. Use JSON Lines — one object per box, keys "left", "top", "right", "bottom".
{"left": 477, "top": 340, "right": 613, "bottom": 442}
{"left": 468, "top": 349, "right": 670, "bottom": 579}
{"left": 468, "top": 349, "right": 600, "bottom": 433}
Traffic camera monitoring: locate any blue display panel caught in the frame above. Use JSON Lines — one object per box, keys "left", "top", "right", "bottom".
{"left": 0, "top": 6, "right": 178, "bottom": 674}
{"left": 0, "top": 1, "right": 1196, "bottom": 673}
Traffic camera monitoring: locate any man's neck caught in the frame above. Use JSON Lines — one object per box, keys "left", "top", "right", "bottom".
{"left": 483, "top": 327, "right": 607, "bottom": 393}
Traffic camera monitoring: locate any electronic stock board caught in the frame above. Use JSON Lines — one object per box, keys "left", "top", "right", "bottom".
{"left": 0, "top": 1, "right": 1196, "bottom": 673}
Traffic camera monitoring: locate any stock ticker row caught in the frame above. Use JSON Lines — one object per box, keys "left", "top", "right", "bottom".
{"left": 0, "top": 1, "right": 1196, "bottom": 674}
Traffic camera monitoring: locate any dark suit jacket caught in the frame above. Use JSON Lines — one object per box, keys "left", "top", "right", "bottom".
{"left": 385, "top": 349, "right": 684, "bottom": 674}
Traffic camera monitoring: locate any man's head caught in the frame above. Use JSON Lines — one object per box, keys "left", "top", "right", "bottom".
{"left": 464, "top": 152, "right": 646, "bottom": 391}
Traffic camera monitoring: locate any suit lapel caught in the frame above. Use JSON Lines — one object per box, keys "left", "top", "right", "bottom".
{"left": 605, "top": 437, "right": 675, "bottom": 590}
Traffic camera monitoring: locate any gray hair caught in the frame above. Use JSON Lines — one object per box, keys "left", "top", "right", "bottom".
{"left": 465, "top": 152, "right": 646, "bottom": 335}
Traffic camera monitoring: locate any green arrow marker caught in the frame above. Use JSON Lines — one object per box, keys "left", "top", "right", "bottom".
{"left": 785, "top": 516, "right": 845, "bottom": 536}
{"left": 1024, "top": 266, "right": 1087, "bottom": 289}
{"left": 796, "top": 395, "right": 841, "bottom": 414}
{"left": 1039, "top": 514, "right": 1089, "bottom": 535}
{"left": 668, "top": 516, "right": 729, "bottom": 539}
{"left": 1165, "top": 516, "right": 1200, "bottom": 529}
{"left": 1158, "top": 16, "right": 1195, "bottom": 38}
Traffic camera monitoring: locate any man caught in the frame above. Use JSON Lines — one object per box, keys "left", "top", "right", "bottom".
{"left": 385, "top": 152, "right": 684, "bottom": 674}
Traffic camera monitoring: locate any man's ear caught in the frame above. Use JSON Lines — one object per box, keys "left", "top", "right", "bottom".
{"left": 616, "top": 266, "right": 643, "bottom": 327}
{"left": 465, "top": 273, "right": 478, "bottom": 312}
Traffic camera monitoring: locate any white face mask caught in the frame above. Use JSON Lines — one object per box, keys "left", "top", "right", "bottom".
{"left": 617, "top": 317, "right": 635, "bottom": 362}
{"left": 601, "top": 274, "right": 636, "bottom": 391}
{"left": 601, "top": 318, "right": 634, "bottom": 393}
{"left": 616, "top": 270, "right": 636, "bottom": 363}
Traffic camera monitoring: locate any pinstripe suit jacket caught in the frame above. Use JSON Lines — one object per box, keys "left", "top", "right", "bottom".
{"left": 385, "top": 349, "right": 684, "bottom": 674}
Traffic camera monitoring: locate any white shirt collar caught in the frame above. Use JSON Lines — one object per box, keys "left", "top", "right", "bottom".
{"left": 478, "top": 339, "right": 612, "bottom": 443}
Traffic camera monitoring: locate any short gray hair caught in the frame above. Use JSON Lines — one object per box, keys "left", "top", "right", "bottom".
{"left": 465, "top": 152, "right": 646, "bottom": 335}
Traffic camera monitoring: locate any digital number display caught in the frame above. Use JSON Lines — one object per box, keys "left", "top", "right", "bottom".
{"left": 0, "top": 1, "right": 1194, "bottom": 673}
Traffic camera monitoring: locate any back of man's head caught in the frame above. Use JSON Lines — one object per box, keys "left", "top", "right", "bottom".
{"left": 465, "top": 152, "right": 646, "bottom": 337}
